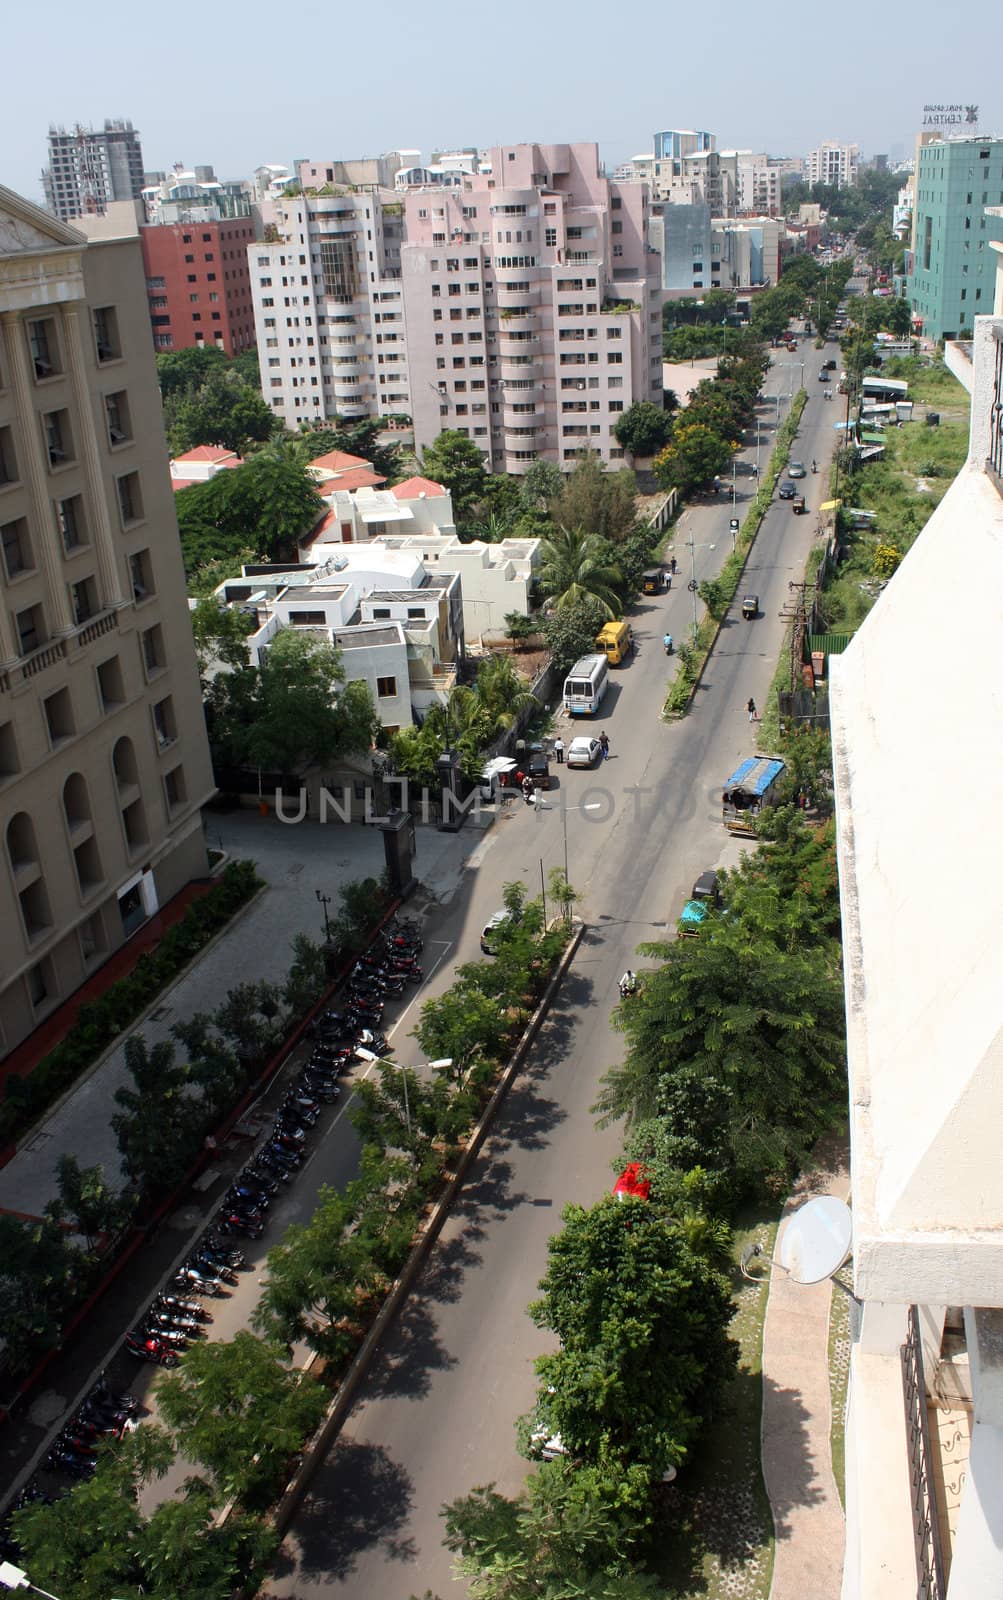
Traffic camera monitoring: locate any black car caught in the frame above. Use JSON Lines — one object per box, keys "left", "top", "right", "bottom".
{"left": 778, "top": 481, "right": 796, "bottom": 500}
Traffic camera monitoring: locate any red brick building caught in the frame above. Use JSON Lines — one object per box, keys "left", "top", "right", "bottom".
{"left": 140, "top": 217, "right": 257, "bottom": 357}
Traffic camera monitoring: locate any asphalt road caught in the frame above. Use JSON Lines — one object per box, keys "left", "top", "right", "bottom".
{"left": 266, "top": 336, "right": 838, "bottom": 1598}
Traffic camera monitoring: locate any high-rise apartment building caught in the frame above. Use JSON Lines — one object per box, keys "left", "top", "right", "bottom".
{"left": 401, "top": 141, "right": 663, "bottom": 473}
{"left": 249, "top": 160, "right": 409, "bottom": 428}
{"left": 622, "top": 132, "right": 738, "bottom": 216}
{"left": 141, "top": 216, "right": 257, "bottom": 356}
{"left": 807, "top": 141, "right": 859, "bottom": 190}
{"left": 42, "top": 121, "right": 145, "bottom": 223}
{"left": 731, "top": 152, "right": 785, "bottom": 216}
{"left": 0, "top": 186, "right": 214, "bottom": 1056}
{"left": 907, "top": 135, "right": 1003, "bottom": 340}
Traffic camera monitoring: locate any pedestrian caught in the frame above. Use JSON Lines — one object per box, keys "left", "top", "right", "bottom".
{"left": 747, "top": 697, "right": 757, "bottom": 723}
{"left": 630, "top": 633, "right": 637, "bottom": 657}
{"left": 600, "top": 732, "right": 610, "bottom": 760}
{"left": 553, "top": 737, "right": 564, "bottom": 764}
{"left": 522, "top": 775, "right": 534, "bottom": 805}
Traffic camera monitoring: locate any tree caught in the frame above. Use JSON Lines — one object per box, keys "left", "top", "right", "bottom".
{"left": 165, "top": 368, "right": 276, "bottom": 455}
{"left": 527, "top": 1196, "right": 736, "bottom": 1483}
{"left": 171, "top": 1012, "right": 244, "bottom": 1119}
{"left": 155, "top": 1331, "right": 328, "bottom": 1505}
{"left": 442, "top": 1462, "right": 663, "bottom": 1600}
{"left": 613, "top": 402, "right": 673, "bottom": 459}
{"left": 473, "top": 654, "right": 537, "bottom": 728}
{"left": 421, "top": 430, "right": 488, "bottom": 520}
{"left": 291, "top": 417, "right": 402, "bottom": 482}
{"left": 593, "top": 918, "right": 846, "bottom": 1182}
{"left": 413, "top": 979, "right": 512, "bottom": 1068}
{"left": 0, "top": 1213, "right": 87, "bottom": 1367}
{"left": 46, "top": 1155, "right": 134, "bottom": 1252}
{"left": 156, "top": 344, "right": 228, "bottom": 400}
{"left": 653, "top": 421, "right": 734, "bottom": 494}
{"left": 519, "top": 459, "right": 564, "bottom": 512}
{"left": 542, "top": 594, "right": 610, "bottom": 676}
{"left": 11, "top": 1434, "right": 276, "bottom": 1600}
{"left": 247, "top": 630, "right": 378, "bottom": 774}
{"left": 190, "top": 594, "right": 254, "bottom": 679}
{"left": 175, "top": 453, "right": 323, "bottom": 574}
{"left": 537, "top": 526, "right": 622, "bottom": 617}
{"left": 552, "top": 455, "right": 638, "bottom": 544}
{"left": 254, "top": 1183, "right": 378, "bottom": 1361}
{"left": 112, "top": 1035, "right": 204, "bottom": 1196}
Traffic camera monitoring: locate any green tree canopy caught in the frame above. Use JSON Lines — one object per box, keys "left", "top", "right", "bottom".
{"left": 155, "top": 1331, "right": 328, "bottom": 1505}
{"left": 519, "top": 458, "right": 565, "bottom": 512}
{"left": 527, "top": 1196, "right": 736, "bottom": 1483}
{"left": 165, "top": 368, "right": 276, "bottom": 456}
{"left": 175, "top": 452, "right": 324, "bottom": 574}
{"left": 537, "top": 526, "right": 622, "bottom": 617}
{"left": 422, "top": 430, "right": 489, "bottom": 519}
{"left": 552, "top": 454, "right": 638, "bottom": 544}
{"left": 112, "top": 1036, "right": 204, "bottom": 1196}
{"left": 542, "top": 593, "right": 610, "bottom": 676}
{"left": 653, "top": 421, "right": 734, "bottom": 494}
{"left": 593, "top": 917, "right": 846, "bottom": 1183}
{"left": 613, "top": 401, "right": 674, "bottom": 458}
{"left": 246, "top": 629, "right": 378, "bottom": 774}
{"left": 441, "top": 1463, "right": 663, "bottom": 1600}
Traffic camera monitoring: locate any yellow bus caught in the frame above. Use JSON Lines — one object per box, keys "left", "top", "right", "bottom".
{"left": 594, "top": 619, "right": 632, "bottom": 665}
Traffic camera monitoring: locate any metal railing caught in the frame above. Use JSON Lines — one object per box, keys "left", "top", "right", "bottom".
{"left": 986, "top": 321, "right": 1003, "bottom": 497}
{"left": 901, "top": 1305, "right": 947, "bottom": 1600}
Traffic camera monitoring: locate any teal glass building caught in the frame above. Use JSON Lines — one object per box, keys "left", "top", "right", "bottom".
{"left": 907, "top": 135, "right": 1003, "bottom": 340}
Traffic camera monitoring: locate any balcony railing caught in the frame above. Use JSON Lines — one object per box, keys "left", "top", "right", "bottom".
{"left": 986, "top": 321, "right": 1003, "bottom": 497}
{"left": 901, "top": 1306, "right": 947, "bottom": 1600}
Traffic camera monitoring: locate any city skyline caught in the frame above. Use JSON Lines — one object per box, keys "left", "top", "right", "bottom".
{"left": 7, "top": 0, "right": 1001, "bottom": 206}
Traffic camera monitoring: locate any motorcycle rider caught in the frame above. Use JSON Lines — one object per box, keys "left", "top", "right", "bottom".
{"left": 663, "top": 633, "right": 673, "bottom": 655}
{"left": 619, "top": 969, "right": 637, "bottom": 999}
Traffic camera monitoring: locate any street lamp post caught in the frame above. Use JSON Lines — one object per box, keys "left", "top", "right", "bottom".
{"left": 685, "top": 530, "right": 716, "bottom": 644}
{"left": 0, "top": 1566, "right": 64, "bottom": 1600}
{"left": 314, "top": 889, "right": 332, "bottom": 942}
{"left": 355, "top": 1050, "right": 452, "bottom": 1139}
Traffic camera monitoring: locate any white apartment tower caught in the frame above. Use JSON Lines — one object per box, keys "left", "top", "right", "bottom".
{"left": 401, "top": 142, "right": 663, "bottom": 473}
{"left": 249, "top": 163, "right": 410, "bottom": 428}
{"left": 808, "top": 141, "right": 860, "bottom": 190}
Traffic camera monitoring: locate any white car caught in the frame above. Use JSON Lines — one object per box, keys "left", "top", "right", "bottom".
{"left": 566, "top": 735, "right": 602, "bottom": 769}
{"left": 788, "top": 460, "right": 807, "bottom": 479}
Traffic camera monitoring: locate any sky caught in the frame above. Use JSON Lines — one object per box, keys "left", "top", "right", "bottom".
{"left": 3, "top": 0, "right": 1002, "bottom": 205}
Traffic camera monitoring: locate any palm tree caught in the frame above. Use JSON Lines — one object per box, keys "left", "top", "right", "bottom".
{"left": 474, "top": 655, "right": 537, "bottom": 730}
{"left": 537, "top": 525, "right": 622, "bottom": 618}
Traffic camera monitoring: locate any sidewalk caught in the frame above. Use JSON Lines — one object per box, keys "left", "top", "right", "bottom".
{"left": 0, "top": 810, "right": 489, "bottom": 1220}
{"left": 762, "top": 1149, "right": 849, "bottom": 1600}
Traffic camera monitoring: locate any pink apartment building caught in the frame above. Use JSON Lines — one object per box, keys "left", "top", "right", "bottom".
{"left": 401, "top": 142, "right": 664, "bottom": 473}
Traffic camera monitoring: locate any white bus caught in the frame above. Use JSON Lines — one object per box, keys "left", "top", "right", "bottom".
{"left": 562, "top": 653, "right": 609, "bottom": 716}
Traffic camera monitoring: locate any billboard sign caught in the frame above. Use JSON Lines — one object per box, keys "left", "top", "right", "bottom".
{"left": 921, "top": 104, "right": 979, "bottom": 129}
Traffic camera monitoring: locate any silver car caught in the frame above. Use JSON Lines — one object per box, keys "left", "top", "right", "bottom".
{"left": 566, "top": 735, "right": 602, "bottom": 769}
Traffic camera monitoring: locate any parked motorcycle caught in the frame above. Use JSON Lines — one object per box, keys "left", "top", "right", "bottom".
{"left": 227, "top": 1181, "right": 272, "bottom": 1208}
{"left": 145, "top": 1309, "right": 204, "bottom": 1339}
{"left": 215, "top": 1209, "right": 265, "bottom": 1240}
{"left": 139, "top": 1321, "right": 189, "bottom": 1350}
{"left": 172, "top": 1264, "right": 227, "bottom": 1296}
{"left": 124, "top": 1331, "right": 180, "bottom": 1366}
{"left": 155, "top": 1293, "right": 213, "bottom": 1324}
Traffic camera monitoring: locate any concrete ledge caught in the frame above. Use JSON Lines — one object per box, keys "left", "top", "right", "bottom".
{"left": 261, "top": 917, "right": 586, "bottom": 1544}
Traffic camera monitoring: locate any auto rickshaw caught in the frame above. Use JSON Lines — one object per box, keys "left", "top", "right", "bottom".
{"left": 741, "top": 594, "right": 759, "bottom": 620}
{"left": 641, "top": 570, "right": 666, "bottom": 595}
{"left": 791, "top": 494, "right": 807, "bottom": 515}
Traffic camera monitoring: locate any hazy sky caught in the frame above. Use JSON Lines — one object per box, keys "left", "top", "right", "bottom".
{"left": 4, "top": 0, "right": 1001, "bottom": 205}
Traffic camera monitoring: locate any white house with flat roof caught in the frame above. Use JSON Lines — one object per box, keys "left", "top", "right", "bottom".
{"left": 831, "top": 294, "right": 1003, "bottom": 1598}
{"left": 370, "top": 533, "right": 540, "bottom": 640}
{"left": 211, "top": 546, "right": 463, "bottom": 731}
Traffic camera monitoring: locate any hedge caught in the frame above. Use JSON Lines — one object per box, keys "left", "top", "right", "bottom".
{"left": 1, "top": 861, "right": 262, "bottom": 1146}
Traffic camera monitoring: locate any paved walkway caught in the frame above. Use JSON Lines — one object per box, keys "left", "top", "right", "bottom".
{"left": 762, "top": 1149, "right": 850, "bottom": 1600}
{"left": 0, "top": 810, "right": 489, "bottom": 1220}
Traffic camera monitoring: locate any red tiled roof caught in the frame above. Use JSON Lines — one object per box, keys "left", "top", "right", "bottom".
{"left": 174, "top": 444, "right": 242, "bottom": 463}
{"left": 325, "top": 468, "right": 386, "bottom": 493}
{"left": 391, "top": 475, "right": 446, "bottom": 500}
{"left": 171, "top": 478, "right": 198, "bottom": 492}
{"left": 309, "top": 449, "right": 372, "bottom": 473}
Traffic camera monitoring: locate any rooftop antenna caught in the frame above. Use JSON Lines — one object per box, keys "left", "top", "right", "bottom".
{"left": 741, "top": 1195, "right": 856, "bottom": 1300}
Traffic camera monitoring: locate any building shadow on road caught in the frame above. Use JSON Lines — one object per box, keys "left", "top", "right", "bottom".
{"left": 271, "top": 1438, "right": 417, "bottom": 1584}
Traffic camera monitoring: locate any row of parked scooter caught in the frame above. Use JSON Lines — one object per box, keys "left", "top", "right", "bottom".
{"left": 120, "top": 917, "right": 423, "bottom": 1369}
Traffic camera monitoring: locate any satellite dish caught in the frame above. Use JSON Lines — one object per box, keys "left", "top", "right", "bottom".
{"left": 777, "top": 1195, "right": 852, "bottom": 1285}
